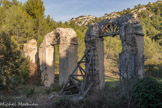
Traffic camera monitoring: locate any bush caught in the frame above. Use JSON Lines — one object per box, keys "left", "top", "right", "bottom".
{"left": 0, "top": 34, "right": 30, "bottom": 90}
{"left": 52, "top": 86, "right": 128, "bottom": 108}
{"left": 131, "top": 77, "right": 162, "bottom": 108}
{"left": 145, "top": 64, "right": 162, "bottom": 78}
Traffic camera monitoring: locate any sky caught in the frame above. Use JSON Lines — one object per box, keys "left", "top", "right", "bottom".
{"left": 19, "top": 0, "right": 158, "bottom": 22}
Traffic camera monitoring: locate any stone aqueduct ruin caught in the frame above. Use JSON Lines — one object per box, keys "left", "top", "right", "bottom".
{"left": 39, "top": 28, "right": 78, "bottom": 87}
{"left": 23, "top": 14, "right": 144, "bottom": 97}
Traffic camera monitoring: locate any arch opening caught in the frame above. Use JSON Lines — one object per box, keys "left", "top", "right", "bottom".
{"left": 39, "top": 28, "right": 78, "bottom": 87}
{"left": 59, "top": 14, "right": 144, "bottom": 99}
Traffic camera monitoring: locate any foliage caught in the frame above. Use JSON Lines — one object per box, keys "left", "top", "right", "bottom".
{"left": 2, "top": 5, "right": 34, "bottom": 45}
{"left": 53, "top": 86, "right": 127, "bottom": 108}
{"left": 144, "top": 36, "right": 158, "bottom": 63}
{"left": 131, "top": 77, "right": 162, "bottom": 108}
{"left": 145, "top": 63, "right": 162, "bottom": 78}
{"left": 0, "top": 33, "right": 30, "bottom": 90}
{"left": 0, "top": 0, "right": 161, "bottom": 90}
{"left": 104, "top": 36, "right": 122, "bottom": 72}
{"left": 0, "top": 0, "right": 57, "bottom": 90}
{"left": 24, "top": 0, "right": 44, "bottom": 19}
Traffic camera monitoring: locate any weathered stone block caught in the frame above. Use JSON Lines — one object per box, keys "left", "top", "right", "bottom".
{"left": 39, "top": 32, "right": 55, "bottom": 87}
{"left": 54, "top": 28, "right": 78, "bottom": 86}
{"left": 85, "top": 14, "right": 144, "bottom": 92}
{"left": 23, "top": 39, "right": 38, "bottom": 81}
{"left": 39, "top": 28, "right": 78, "bottom": 87}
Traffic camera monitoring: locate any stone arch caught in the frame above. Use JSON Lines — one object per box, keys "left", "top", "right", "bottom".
{"left": 85, "top": 14, "right": 144, "bottom": 91}
{"left": 39, "top": 28, "right": 78, "bottom": 87}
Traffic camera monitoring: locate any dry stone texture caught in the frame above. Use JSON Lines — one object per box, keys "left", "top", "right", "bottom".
{"left": 39, "top": 31, "right": 55, "bottom": 87}
{"left": 85, "top": 14, "right": 144, "bottom": 91}
{"left": 39, "top": 28, "right": 78, "bottom": 87}
{"left": 53, "top": 28, "right": 78, "bottom": 86}
{"left": 23, "top": 39, "right": 38, "bottom": 83}
{"left": 23, "top": 39, "right": 37, "bottom": 65}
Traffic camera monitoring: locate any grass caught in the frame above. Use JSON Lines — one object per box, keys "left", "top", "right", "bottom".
{"left": 105, "top": 77, "right": 119, "bottom": 88}
{"left": 0, "top": 69, "right": 161, "bottom": 108}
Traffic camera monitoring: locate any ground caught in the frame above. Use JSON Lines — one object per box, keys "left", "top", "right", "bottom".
{"left": 0, "top": 76, "right": 119, "bottom": 108}
{"left": 1, "top": 74, "right": 161, "bottom": 108}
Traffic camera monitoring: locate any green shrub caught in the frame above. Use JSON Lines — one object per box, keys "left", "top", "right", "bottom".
{"left": 131, "top": 77, "right": 162, "bottom": 108}
{"left": 52, "top": 86, "right": 128, "bottom": 108}
{"left": 145, "top": 64, "right": 162, "bottom": 78}
{"left": 0, "top": 34, "right": 30, "bottom": 90}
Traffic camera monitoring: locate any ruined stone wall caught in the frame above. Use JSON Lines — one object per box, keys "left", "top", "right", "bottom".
{"left": 23, "top": 39, "right": 38, "bottom": 65}
{"left": 39, "top": 31, "right": 55, "bottom": 87}
{"left": 53, "top": 28, "right": 78, "bottom": 86}
{"left": 85, "top": 24, "right": 105, "bottom": 90}
{"left": 117, "top": 14, "right": 144, "bottom": 79}
{"left": 85, "top": 14, "right": 144, "bottom": 91}
{"left": 23, "top": 39, "right": 38, "bottom": 83}
{"left": 39, "top": 28, "right": 78, "bottom": 87}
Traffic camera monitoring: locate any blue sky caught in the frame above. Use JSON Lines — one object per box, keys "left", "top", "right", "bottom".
{"left": 19, "top": 0, "right": 158, "bottom": 22}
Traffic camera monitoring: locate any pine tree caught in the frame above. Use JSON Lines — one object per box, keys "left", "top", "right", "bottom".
{"left": 2, "top": 5, "right": 34, "bottom": 46}
{"left": 24, "top": 0, "right": 45, "bottom": 39}
{"left": 0, "top": 33, "right": 29, "bottom": 90}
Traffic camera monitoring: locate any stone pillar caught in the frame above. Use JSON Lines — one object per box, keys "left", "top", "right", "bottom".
{"left": 23, "top": 39, "right": 38, "bottom": 83}
{"left": 39, "top": 32, "right": 55, "bottom": 87}
{"left": 39, "top": 28, "right": 78, "bottom": 87}
{"left": 118, "top": 15, "right": 144, "bottom": 80}
{"left": 23, "top": 39, "right": 37, "bottom": 65}
{"left": 135, "top": 25, "right": 144, "bottom": 78}
{"left": 117, "top": 14, "right": 144, "bottom": 96}
{"left": 85, "top": 24, "right": 105, "bottom": 90}
{"left": 84, "top": 14, "right": 144, "bottom": 93}
{"left": 54, "top": 28, "right": 78, "bottom": 86}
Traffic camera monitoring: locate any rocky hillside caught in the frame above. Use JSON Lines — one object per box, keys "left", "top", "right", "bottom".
{"left": 67, "top": 15, "right": 97, "bottom": 26}
{"left": 68, "top": 1, "right": 161, "bottom": 26}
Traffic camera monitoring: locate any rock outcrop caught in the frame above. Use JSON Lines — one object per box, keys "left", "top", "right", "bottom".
{"left": 39, "top": 28, "right": 78, "bottom": 87}
{"left": 68, "top": 15, "right": 96, "bottom": 26}
{"left": 101, "top": 12, "right": 120, "bottom": 20}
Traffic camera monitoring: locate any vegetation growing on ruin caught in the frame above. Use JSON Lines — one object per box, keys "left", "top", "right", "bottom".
{"left": 0, "top": 0, "right": 161, "bottom": 107}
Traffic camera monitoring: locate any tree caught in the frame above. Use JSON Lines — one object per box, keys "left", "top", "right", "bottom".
{"left": 2, "top": 5, "right": 34, "bottom": 46}
{"left": 0, "top": 0, "right": 12, "bottom": 9}
{"left": 24, "top": 0, "right": 45, "bottom": 39}
{"left": 144, "top": 36, "right": 158, "bottom": 64}
{"left": 12, "top": 0, "right": 19, "bottom": 6}
{"left": 0, "top": 33, "right": 29, "bottom": 90}
{"left": 24, "top": 0, "right": 44, "bottom": 19}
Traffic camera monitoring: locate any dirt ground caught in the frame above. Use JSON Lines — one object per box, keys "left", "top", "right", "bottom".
{"left": 0, "top": 72, "right": 119, "bottom": 108}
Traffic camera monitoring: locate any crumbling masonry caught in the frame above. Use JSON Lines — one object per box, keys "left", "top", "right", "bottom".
{"left": 28, "top": 13, "right": 145, "bottom": 99}
{"left": 39, "top": 28, "right": 78, "bottom": 87}
{"left": 59, "top": 14, "right": 144, "bottom": 98}
{"left": 85, "top": 14, "right": 144, "bottom": 92}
